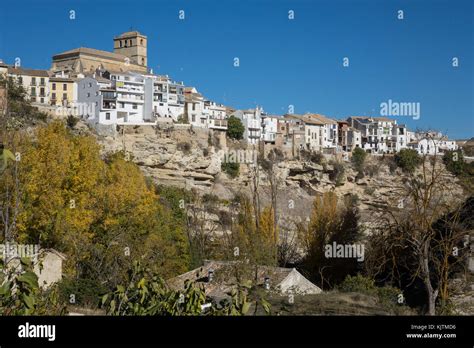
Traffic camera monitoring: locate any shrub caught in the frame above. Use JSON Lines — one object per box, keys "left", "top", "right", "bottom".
{"left": 364, "top": 186, "right": 375, "bottom": 195}
{"left": 443, "top": 150, "right": 465, "bottom": 176}
{"left": 329, "top": 161, "right": 345, "bottom": 186}
{"left": 365, "top": 163, "right": 380, "bottom": 177}
{"left": 351, "top": 148, "right": 367, "bottom": 173}
{"left": 394, "top": 148, "right": 422, "bottom": 173}
{"left": 177, "top": 142, "right": 192, "bottom": 154}
{"left": 221, "top": 161, "right": 240, "bottom": 178}
{"left": 339, "top": 274, "right": 377, "bottom": 295}
{"left": 66, "top": 115, "right": 79, "bottom": 129}
{"left": 202, "top": 193, "right": 219, "bottom": 204}
{"left": 227, "top": 116, "right": 245, "bottom": 140}
{"left": 58, "top": 277, "right": 108, "bottom": 309}
{"left": 176, "top": 114, "right": 188, "bottom": 124}
{"left": 340, "top": 275, "right": 407, "bottom": 313}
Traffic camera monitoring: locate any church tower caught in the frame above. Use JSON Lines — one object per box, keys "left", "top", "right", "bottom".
{"left": 113, "top": 31, "right": 147, "bottom": 68}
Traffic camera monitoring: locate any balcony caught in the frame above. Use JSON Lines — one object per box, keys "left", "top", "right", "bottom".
{"left": 102, "top": 101, "right": 116, "bottom": 110}
{"left": 117, "top": 94, "right": 144, "bottom": 102}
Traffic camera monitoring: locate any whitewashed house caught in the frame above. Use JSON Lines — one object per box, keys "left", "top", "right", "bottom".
{"left": 306, "top": 114, "right": 338, "bottom": 151}
{"left": 77, "top": 75, "right": 117, "bottom": 124}
{"left": 205, "top": 100, "right": 227, "bottom": 130}
{"left": 408, "top": 132, "right": 458, "bottom": 155}
{"left": 347, "top": 116, "right": 398, "bottom": 153}
{"left": 184, "top": 87, "right": 207, "bottom": 127}
{"left": 153, "top": 75, "right": 185, "bottom": 122}
{"left": 110, "top": 71, "right": 155, "bottom": 124}
{"left": 261, "top": 115, "right": 280, "bottom": 143}
{"left": 232, "top": 107, "right": 264, "bottom": 145}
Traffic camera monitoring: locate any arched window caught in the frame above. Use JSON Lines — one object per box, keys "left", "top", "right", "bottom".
{"left": 140, "top": 39, "right": 143, "bottom": 45}
{"left": 142, "top": 58, "right": 145, "bottom": 65}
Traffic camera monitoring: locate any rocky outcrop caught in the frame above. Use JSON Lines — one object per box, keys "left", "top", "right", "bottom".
{"left": 94, "top": 124, "right": 466, "bottom": 229}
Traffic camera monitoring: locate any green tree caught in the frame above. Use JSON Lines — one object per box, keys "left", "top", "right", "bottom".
{"left": 394, "top": 148, "right": 422, "bottom": 173}
{"left": 221, "top": 161, "right": 240, "bottom": 178}
{"left": 227, "top": 116, "right": 245, "bottom": 140}
{"left": 443, "top": 150, "right": 465, "bottom": 176}
{"left": 351, "top": 147, "right": 367, "bottom": 174}
{"left": 298, "top": 192, "right": 361, "bottom": 289}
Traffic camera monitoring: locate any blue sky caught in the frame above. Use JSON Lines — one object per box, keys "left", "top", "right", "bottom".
{"left": 1, "top": 0, "right": 472, "bottom": 138}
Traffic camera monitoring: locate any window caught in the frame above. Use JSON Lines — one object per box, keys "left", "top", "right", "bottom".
{"left": 40, "top": 78, "right": 45, "bottom": 85}
{"left": 52, "top": 93, "right": 56, "bottom": 100}
{"left": 140, "top": 39, "right": 143, "bottom": 45}
{"left": 87, "top": 93, "right": 90, "bottom": 97}
{"left": 192, "top": 103, "right": 195, "bottom": 111}
{"left": 40, "top": 98, "right": 44, "bottom": 103}
{"left": 120, "top": 41, "right": 122, "bottom": 48}
{"left": 192, "top": 115, "right": 196, "bottom": 122}
{"left": 52, "top": 83, "right": 56, "bottom": 90}
{"left": 106, "top": 112, "right": 111, "bottom": 120}
{"left": 120, "top": 102, "right": 125, "bottom": 108}
{"left": 132, "top": 104, "right": 137, "bottom": 109}
{"left": 63, "top": 84, "right": 67, "bottom": 90}
{"left": 96, "top": 91, "right": 99, "bottom": 96}
{"left": 88, "top": 83, "right": 92, "bottom": 87}
{"left": 62, "top": 93, "right": 67, "bottom": 100}
{"left": 40, "top": 87, "right": 45, "bottom": 96}
{"left": 31, "top": 87, "right": 36, "bottom": 96}
{"left": 32, "top": 77, "right": 36, "bottom": 84}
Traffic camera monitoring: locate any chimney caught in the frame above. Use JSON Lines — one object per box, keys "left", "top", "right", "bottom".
{"left": 264, "top": 277, "right": 270, "bottom": 290}
{"left": 208, "top": 269, "right": 214, "bottom": 282}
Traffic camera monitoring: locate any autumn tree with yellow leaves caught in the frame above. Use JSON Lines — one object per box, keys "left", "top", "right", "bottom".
{"left": 298, "top": 192, "right": 361, "bottom": 289}
{"left": 0, "top": 121, "right": 190, "bottom": 301}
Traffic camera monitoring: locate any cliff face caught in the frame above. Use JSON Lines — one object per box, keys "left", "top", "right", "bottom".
{"left": 94, "top": 123, "right": 466, "bottom": 228}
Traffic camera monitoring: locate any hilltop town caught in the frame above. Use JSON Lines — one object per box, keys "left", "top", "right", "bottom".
{"left": 0, "top": 31, "right": 461, "bottom": 158}
{"left": 0, "top": 30, "right": 473, "bottom": 318}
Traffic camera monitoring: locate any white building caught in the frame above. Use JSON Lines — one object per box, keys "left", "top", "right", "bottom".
{"left": 232, "top": 107, "right": 264, "bottom": 145}
{"left": 348, "top": 116, "right": 400, "bottom": 153}
{"left": 261, "top": 115, "right": 279, "bottom": 143}
{"left": 408, "top": 132, "right": 458, "bottom": 155}
{"left": 153, "top": 75, "right": 185, "bottom": 122}
{"left": 306, "top": 114, "right": 338, "bottom": 151}
{"left": 184, "top": 87, "right": 207, "bottom": 127}
{"left": 205, "top": 100, "right": 227, "bottom": 130}
{"left": 393, "top": 124, "right": 409, "bottom": 152}
{"left": 77, "top": 75, "right": 117, "bottom": 124}
{"left": 110, "top": 71, "right": 155, "bottom": 124}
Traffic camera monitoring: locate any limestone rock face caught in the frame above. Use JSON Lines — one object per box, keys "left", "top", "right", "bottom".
{"left": 94, "top": 125, "right": 466, "bottom": 232}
